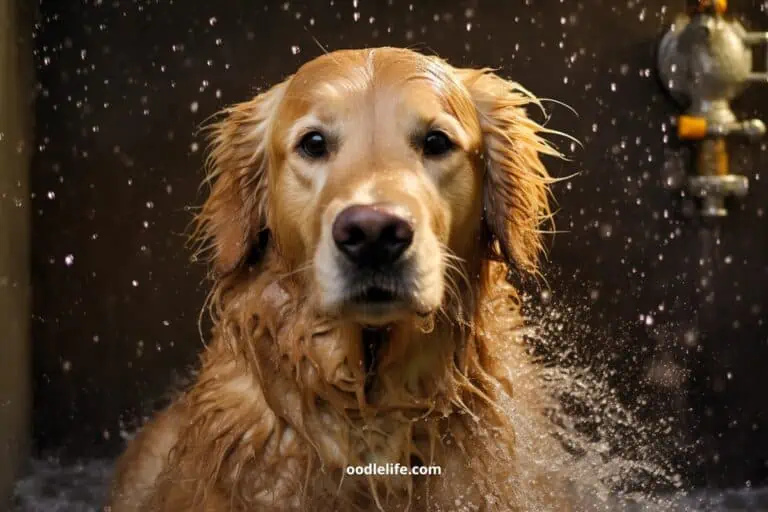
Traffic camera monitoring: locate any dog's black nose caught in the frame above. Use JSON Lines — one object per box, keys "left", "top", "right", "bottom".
{"left": 332, "top": 204, "right": 414, "bottom": 267}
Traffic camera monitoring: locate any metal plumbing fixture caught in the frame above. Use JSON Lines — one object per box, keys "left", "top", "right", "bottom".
{"left": 657, "top": 0, "right": 768, "bottom": 217}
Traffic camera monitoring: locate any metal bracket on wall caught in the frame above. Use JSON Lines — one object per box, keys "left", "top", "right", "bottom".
{"left": 658, "top": 0, "right": 768, "bottom": 217}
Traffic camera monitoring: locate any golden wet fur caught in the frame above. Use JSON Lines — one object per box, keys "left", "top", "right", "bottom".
{"left": 108, "top": 47, "right": 573, "bottom": 511}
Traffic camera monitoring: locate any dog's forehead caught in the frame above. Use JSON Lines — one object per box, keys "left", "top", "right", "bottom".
{"left": 280, "top": 48, "right": 470, "bottom": 121}
{"left": 293, "top": 47, "right": 450, "bottom": 86}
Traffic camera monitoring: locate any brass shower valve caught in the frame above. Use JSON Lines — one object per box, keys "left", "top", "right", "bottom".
{"left": 659, "top": 3, "right": 768, "bottom": 216}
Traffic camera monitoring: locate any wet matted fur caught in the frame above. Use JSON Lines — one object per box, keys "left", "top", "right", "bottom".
{"left": 108, "top": 47, "right": 574, "bottom": 511}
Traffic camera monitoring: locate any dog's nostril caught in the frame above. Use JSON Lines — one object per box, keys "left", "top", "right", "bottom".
{"left": 341, "top": 225, "right": 367, "bottom": 247}
{"left": 382, "top": 222, "right": 413, "bottom": 246}
{"left": 332, "top": 204, "right": 414, "bottom": 266}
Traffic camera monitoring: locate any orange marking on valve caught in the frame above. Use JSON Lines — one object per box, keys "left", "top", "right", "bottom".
{"left": 697, "top": 0, "right": 727, "bottom": 14}
{"left": 678, "top": 115, "right": 708, "bottom": 140}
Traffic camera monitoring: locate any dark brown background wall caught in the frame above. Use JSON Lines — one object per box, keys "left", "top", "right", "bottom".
{"left": 28, "top": 0, "right": 768, "bottom": 490}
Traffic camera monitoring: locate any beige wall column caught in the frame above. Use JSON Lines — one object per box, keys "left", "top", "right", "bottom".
{"left": 0, "top": 0, "right": 33, "bottom": 507}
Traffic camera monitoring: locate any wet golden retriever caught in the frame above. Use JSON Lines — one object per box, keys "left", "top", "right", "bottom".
{"left": 108, "top": 47, "right": 573, "bottom": 511}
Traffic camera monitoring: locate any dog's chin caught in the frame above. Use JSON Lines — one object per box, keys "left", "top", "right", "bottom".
{"left": 322, "top": 286, "right": 434, "bottom": 327}
{"left": 344, "top": 301, "right": 411, "bottom": 327}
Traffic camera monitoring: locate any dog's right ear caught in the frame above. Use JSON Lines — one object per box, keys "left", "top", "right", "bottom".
{"left": 194, "top": 79, "right": 289, "bottom": 276}
{"left": 456, "top": 68, "right": 561, "bottom": 276}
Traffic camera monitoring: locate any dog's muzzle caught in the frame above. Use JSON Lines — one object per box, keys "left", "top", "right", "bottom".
{"left": 331, "top": 203, "right": 416, "bottom": 314}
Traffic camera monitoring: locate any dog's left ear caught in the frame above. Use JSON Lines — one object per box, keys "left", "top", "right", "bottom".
{"left": 457, "top": 68, "right": 562, "bottom": 275}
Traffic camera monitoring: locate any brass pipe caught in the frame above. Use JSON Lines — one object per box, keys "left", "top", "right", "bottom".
{"left": 697, "top": 139, "right": 729, "bottom": 177}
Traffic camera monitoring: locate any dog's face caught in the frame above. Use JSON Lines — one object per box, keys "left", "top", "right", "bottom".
{"left": 269, "top": 50, "right": 485, "bottom": 325}
{"left": 198, "top": 47, "right": 557, "bottom": 327}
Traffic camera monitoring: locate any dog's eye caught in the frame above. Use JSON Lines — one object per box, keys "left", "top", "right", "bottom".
{"left": 298, "top": 131, "right": 328, "bottom": 159}
{"left": 423, "top": 130, "right": 454, "bottom": 157}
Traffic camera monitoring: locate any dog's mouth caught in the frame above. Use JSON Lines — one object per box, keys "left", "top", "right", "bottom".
{"left": 351, "top": 286, "right": 398, "bottom": 304}
{"left": 327, "top": 263, "right": 435, "bottom": 327}
{"left": 339, "top": 274, "right": 435, "bottom": 327}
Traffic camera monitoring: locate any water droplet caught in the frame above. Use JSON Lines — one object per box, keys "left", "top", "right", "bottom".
{"left": 209, "top": 16, "right": 217, "bottom": 26}
{"left": 190, "top": 101, "right": 199, "bottom": 113}
{"left": 47, "top": 191, "right": 55, "bottom": 200}
{"left": 64, "top": 254, "right": 74, "bottom": 266}
{"left": 291, "top": 45, "right": 301, "bottom": 55}
{"left": 131, "top": 280, "right": 139, "bottom": 287}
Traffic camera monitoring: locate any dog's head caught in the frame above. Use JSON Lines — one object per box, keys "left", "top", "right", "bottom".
{"left": 197, "top": 47, "right": 558, "bottom": 327}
